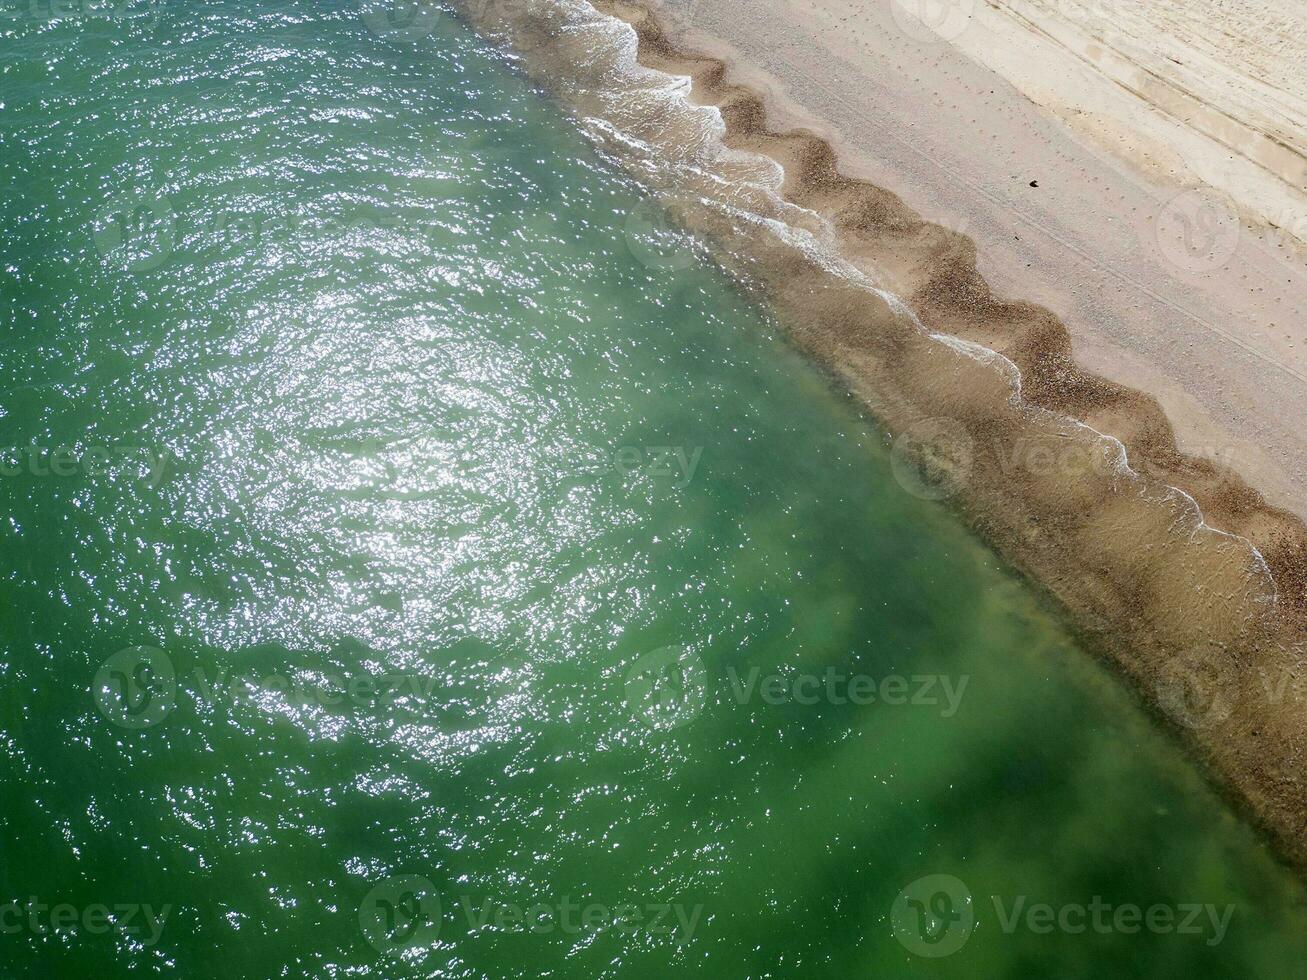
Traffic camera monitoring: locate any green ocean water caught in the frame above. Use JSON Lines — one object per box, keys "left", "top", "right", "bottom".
{"left": 1, "top": 0, "right": 1306, "bottom": 976}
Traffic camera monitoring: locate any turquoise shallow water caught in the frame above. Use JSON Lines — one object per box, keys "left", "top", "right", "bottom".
{"left": 2, "top": 1, "right": 1307, "bottom": 976}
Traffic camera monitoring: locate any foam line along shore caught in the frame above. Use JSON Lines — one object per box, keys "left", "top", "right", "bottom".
{"left": 456, "top": 0, "right": 1307, "bottom": 869}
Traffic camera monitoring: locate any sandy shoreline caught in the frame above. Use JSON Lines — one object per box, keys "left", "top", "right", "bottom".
{"left": 960, "top": 0, "right": 1307, "bottom": 241}
{"left": 641, "top": 0, "right": 1307, "bottom": 525}
{"left": 460, "top": 0, "right": 1307, "bottom": 870}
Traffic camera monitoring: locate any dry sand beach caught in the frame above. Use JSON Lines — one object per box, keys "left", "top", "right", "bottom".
{"left": 462, "top": 0, "right": 1307, "bottom": 869}
{"left": 648, "top": 0, "right": 1307, "bottom": 521}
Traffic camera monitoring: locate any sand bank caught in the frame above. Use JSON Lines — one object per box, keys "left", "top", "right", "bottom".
{"left": 638, "top": 0, "right": 1307, "bottom": 524}
{"left": 459, "top": 0, "right": 1307, "bottom": 869}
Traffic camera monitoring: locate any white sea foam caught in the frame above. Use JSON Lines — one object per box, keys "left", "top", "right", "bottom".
{"left": 501, "top": 0, "right": 1279, "bottom": 604}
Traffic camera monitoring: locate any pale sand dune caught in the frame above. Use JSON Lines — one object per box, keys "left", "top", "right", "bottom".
{"left": 963, "top": 0, "right": 1307, "bottom": 244}
{"left": 638, "top": 0, "right": 1307, "bottom": 525}
{"left": 1002, "top": 0, "right": 1307, "bottom": 152}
